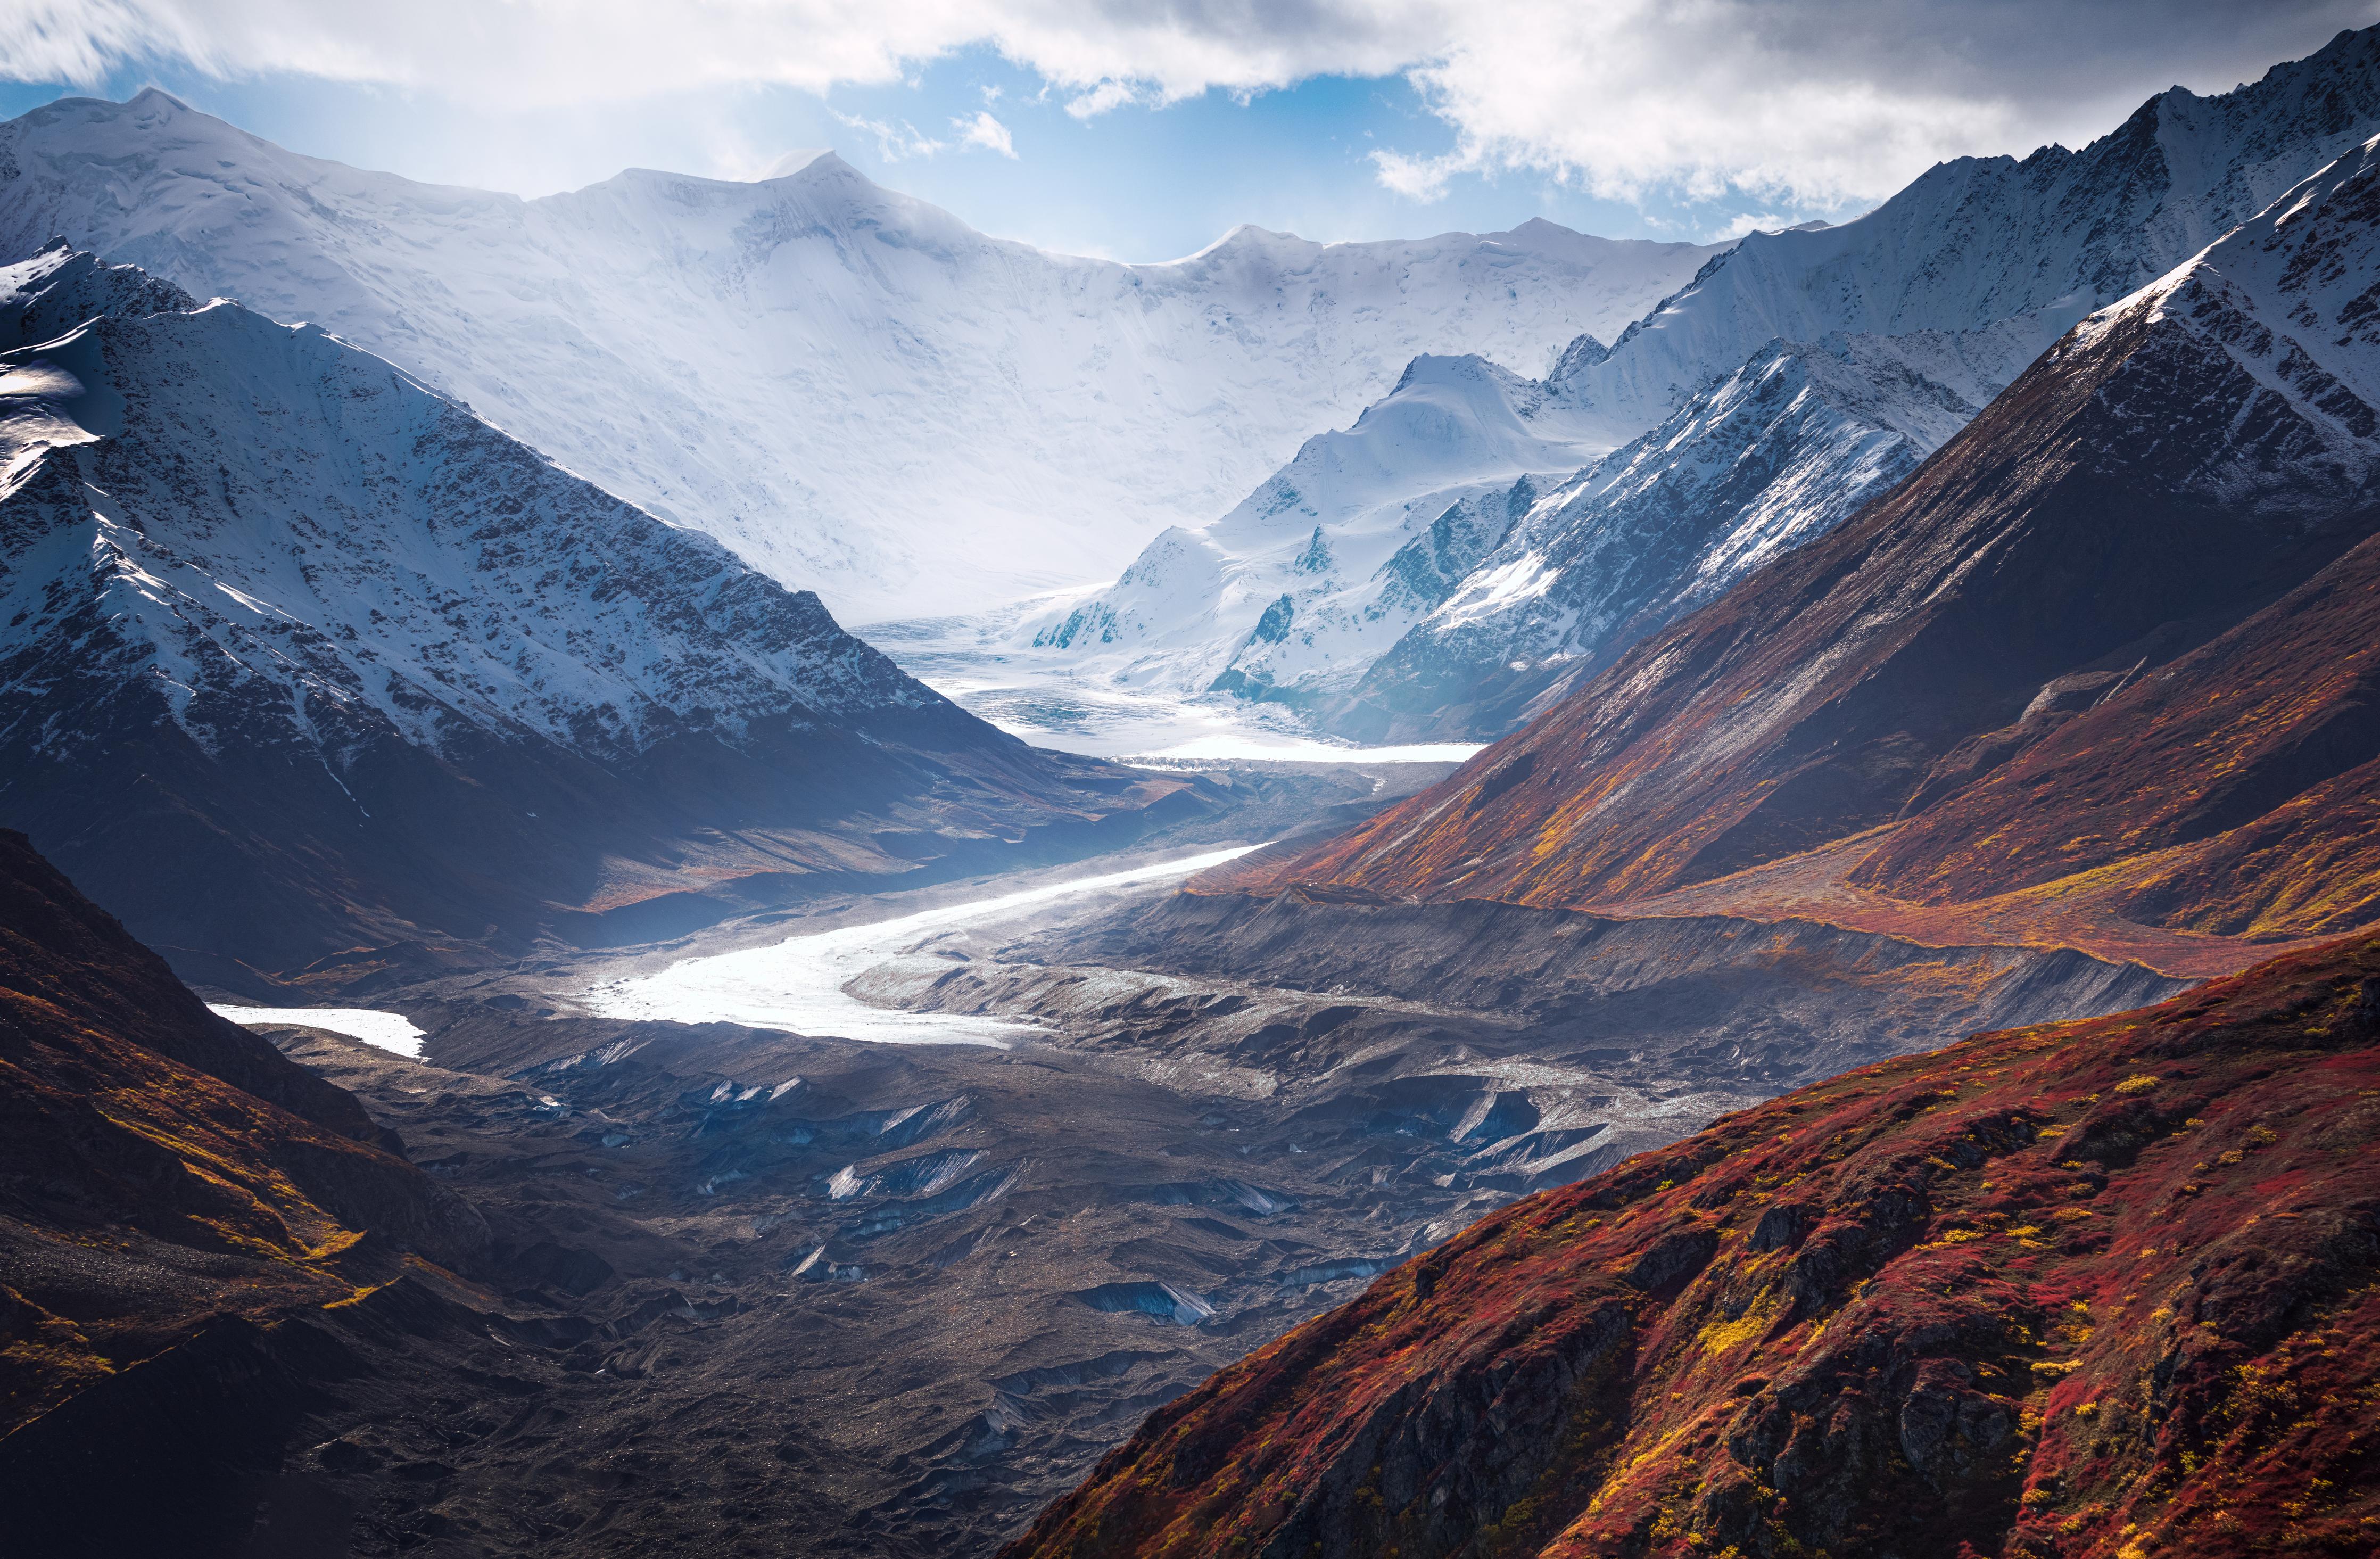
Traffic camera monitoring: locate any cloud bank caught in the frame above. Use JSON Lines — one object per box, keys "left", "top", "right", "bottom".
{"left": 7, "top": 0, "right": 2375, "bottom": 211}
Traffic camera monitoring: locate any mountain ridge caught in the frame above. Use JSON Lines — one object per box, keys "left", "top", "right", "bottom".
{"left": 0, "top": 828, "right": 477, "bottom": 1437}
{"left": 0, "top": 90, "right": 1721, "bottom": 617}
{"left": 1038, "top": 24, "right": 2380, "bottom": 742}
{"left": 1210, "top": 128, "right": 2380, "bottom": 980}
{"left": 0, "top": 244, "right": 1201, "bottom": 979}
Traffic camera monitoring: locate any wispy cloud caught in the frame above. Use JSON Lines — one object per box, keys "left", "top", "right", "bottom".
{"left": 952, "top": 108, "right": 1015, "bottom": 157}
{"left": 1064, "top": 79, "right": 1141, "bottom": 120}
{"left": 1710, "top": 210, "right": 1791, "bottom": 242}
{"left": 830, "top": 109, "right": 944, "bottom": 162}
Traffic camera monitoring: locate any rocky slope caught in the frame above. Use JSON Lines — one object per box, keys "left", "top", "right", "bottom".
{"left": 1003, "top": 927, "right": 2380, "bottom": 1559}
{"left": 0, "top": 92, "right": 1721, "bottom": 617}
{"left": 1042, "top": 25, "right": 2380, "bottom": 739}
{"left": 1220, "top": 128, "right": 2380, "bottom": 977}
{"left": 0, "top": 827, "right": 474, "bottom": 1480}
{"left": 0, "top": 244, "right": 1200, "bottom": 981}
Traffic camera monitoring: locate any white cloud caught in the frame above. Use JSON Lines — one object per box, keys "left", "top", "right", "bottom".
{"left": 953, "top": 109, "right": 1015, "bottom": 156}
{"left": 7, "top": 0, "right": 2374, "bottom": 213}
{"left": 830, "top": 110, "right": 944, "bottom": 162}
{"left": 1368, "top": 146, "right": 1462, "bottom": 202}
{"left": 1709, "top": 210, "right": 1794, "bottom": 242}
{"left": 1063, "top": 79, "right": 1143, "bottom": 120}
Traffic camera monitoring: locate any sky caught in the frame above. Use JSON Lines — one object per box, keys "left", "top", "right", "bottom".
{"left": 4, "top": 1, "right": 2377, "bottom": 261}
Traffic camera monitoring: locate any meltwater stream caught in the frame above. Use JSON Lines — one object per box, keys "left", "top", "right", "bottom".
{"left": 582, "top": 844, "right": 1265, "bottom": 1046}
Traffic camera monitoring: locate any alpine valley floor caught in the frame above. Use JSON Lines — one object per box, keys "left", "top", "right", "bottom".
{"left": 77, "top": 749, "right": 2222, "bottom": 1558}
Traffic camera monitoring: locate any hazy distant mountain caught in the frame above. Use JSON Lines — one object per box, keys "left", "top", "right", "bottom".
{"left": 0, "top": 245, "right": 1197, "bottom": 977}
{"left": 0, "top": 94, "right": 1721, "bottom": 619}
{"left": 1027, "top": 353, "right": 1604, "bottom": 707}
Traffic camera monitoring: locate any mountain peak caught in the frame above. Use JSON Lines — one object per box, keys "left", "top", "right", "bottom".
{"left": 758, "top": 146, "right": 834, "bottom": 180}
{"left": 1548, "top": 331, "right": 1611, "bottom": 382}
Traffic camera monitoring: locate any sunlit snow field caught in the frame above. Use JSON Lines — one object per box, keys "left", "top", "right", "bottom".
{"left": 872, "top": 615, "right": 1485, "bottom": 765}
{"left": 583, "top": 844, "right": 1264, "bottom": 1044}
{"left": 209, "top": 1005, "right": 427, "bottom": 1058}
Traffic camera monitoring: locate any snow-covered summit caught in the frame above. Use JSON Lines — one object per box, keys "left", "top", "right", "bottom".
{"left": 0, "top": 90, "right": 1724, "bottom": 620}
{"left": 2068, "top": 127, "right": 2380, "bottom": 496}
{"left": 1561, "top": 25, "right": 2380, "bottom": 435}
{"left": 1341, "top": 332, "right": 1996, "bottom": 737}
{"left": 0, "top": 244, "right": 942, "bottom": 769}
{"left": 1029, "top": 352, "right": 1602, "bottom": 700}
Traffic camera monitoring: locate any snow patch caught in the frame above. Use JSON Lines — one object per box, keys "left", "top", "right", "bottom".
{"left": 211, "top": 1004, "right": 426, "bottom": 1059}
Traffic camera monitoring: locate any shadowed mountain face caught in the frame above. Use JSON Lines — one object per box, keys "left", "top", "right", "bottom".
{"left": 1218, "top": 133, "right": 2380, "bottom": 976}
{"left": 0, "top": 826, "right": 475, "bottom": 1445}
{"left": 1002, "top": 929, "right": 2380, "bottom": 1559}
{"left": 0, "top": 245, "right": 1205, "bottom": 984}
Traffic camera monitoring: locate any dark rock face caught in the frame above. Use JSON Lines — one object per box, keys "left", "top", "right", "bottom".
{"left": 0, "top": 829, "right": 471, "bottom": 1453}
{"left": 1002, "top": 931, "right": 2380, "bottom": 1559}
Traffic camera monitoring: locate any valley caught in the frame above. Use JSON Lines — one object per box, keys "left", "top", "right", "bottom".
{"left": 6, "top": 19, "right": 2380, "bottom": 1559}
{"left": 127, "top": 747, "right": 2182, "bottom": 1556}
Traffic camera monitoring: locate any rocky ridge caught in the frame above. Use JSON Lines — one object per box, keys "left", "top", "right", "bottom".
{"left": 1218, "top": 128, "right": 2380, "bottom": 975}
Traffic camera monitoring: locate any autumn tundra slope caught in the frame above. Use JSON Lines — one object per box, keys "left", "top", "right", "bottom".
{"left": 0, "top": 828, "right": 484, "bottom": 1548}
{"left": 1003, "top": 929, "right": 2380, "bottom": 1559}
{"left": 1217, "top": 130, "right": 2380, "bottom": 978}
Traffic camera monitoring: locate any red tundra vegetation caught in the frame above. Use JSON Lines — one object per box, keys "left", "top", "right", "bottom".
{"left": 1004, "top": 931, "right": 2380, "bottom": 1559}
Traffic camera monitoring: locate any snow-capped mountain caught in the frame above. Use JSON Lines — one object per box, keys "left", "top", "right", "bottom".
{"left": 1560, "top": 28, "right": 2380, "bottom": 439}
{"left": 1337, "top": 331, "right": 1992, "bottom": 738}
{"left": 0, "top": 92, "right": 1722, "bottom": 621}
{"left": 1027, "top": 353, "right": 1604, "bottom": 705}
{"left": 1037, "top": 25, "right": 2380, "bottom": 740}
{"left": 0, "top": 244, "right": 1189, "bottom": 975}
{"left": 1230, "top": 126, "right": 2380, "bottom": 945}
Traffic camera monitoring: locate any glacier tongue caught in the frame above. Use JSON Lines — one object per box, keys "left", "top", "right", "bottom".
{"left": 0, "top": 90, "right": 1723, "bottom": 621}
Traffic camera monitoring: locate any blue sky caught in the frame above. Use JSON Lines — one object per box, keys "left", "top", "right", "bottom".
{"left": 4, "top": 3, "right": 2372, "bottom": 261}
{"left": 0, "top": 51, "right": 1784, "bottom": 260}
